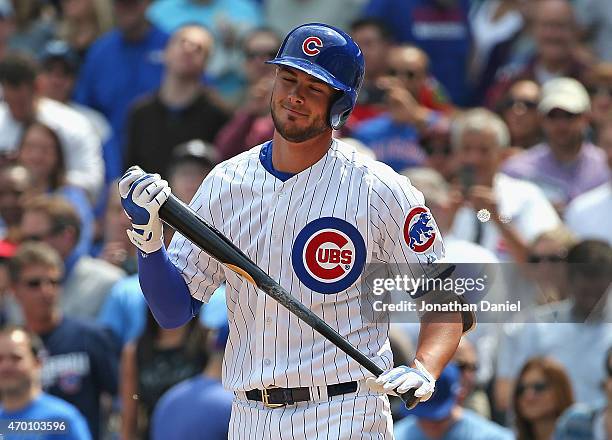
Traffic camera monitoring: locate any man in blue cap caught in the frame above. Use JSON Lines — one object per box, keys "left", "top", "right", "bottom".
{"left": 394, "top": 363, "right": 513, "bottom": 439}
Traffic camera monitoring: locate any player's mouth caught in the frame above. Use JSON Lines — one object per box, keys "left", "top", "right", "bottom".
{"left": 281, "top": 105, "right": 308, "bottom": 117}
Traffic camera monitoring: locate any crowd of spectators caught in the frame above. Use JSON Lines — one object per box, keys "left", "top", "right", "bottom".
{"left": 0, "top": 0, "right": 609, "bottom": 439}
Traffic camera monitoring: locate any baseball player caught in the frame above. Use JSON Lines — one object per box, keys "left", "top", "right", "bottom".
{"left": 119, "top": 23, "right": 469, "bottom": 438}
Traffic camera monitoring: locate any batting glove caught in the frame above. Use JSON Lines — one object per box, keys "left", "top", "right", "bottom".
{"left": 365, "top": 360, "right": 435, "bottom": 408}
{"left": 118, "top": 166, "right": 171, "bottom": 254}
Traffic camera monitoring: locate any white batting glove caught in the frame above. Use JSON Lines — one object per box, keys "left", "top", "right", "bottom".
{"left": 365, "top": 360, "right": 436, "bottom": 407}
{"left": 118, "top": 166, "right": 171, "bottom": 254}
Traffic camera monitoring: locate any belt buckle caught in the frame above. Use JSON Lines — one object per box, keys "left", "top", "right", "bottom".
{"left": 261, "top": 388, "right": 285, "bottom": 408}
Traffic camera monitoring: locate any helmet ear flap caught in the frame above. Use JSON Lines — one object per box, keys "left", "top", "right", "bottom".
{"left": 329, "top": 93, "right": 354, "bottom": 130}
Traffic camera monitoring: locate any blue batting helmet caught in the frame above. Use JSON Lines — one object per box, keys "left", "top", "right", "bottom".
{"left": 266, "top": 23, "right": 365, "bottom": 130}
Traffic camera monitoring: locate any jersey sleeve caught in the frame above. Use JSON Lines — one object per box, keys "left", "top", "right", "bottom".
{"left": 372, "top": 173, "right": 445, "bottom": 270}
{"left": 167, "top": 175, "right": 227, "bottom": 304}
{"left": 371, "top": 173, "right": 475, "bottom": 331}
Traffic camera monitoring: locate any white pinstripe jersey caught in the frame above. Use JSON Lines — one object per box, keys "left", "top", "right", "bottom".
{"left": 168, "top": 139, "right": 445, "bottom": 391}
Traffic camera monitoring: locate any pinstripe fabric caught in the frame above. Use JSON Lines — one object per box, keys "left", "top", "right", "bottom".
{"left": 167, "top": 139, "right": 444, "bottom": 395}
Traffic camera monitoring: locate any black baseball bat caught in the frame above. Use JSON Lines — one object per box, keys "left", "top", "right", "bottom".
{"left": 158, "top": 193, "right": 419, "bottom": 408}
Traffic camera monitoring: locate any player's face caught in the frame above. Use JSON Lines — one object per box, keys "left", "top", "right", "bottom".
{"left": 0, "top": 331, "right": 37, "bottom": 395}
{"left": 270, "top": 67, "right": 335, "bottom": 143}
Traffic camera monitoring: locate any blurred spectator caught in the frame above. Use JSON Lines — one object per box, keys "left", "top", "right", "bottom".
{"left": 20, "top": 195, "right": 124, "bottom": 319}
{"left": 9, "top": 242, "right": 118, "bottom": 440}
{"left": 525, "top": 227, "right": 577, "bottom": 305}
{"left": 0, "top": 53, "right": 104, "bottom": 199}
{"left": 513, "top": 357, "right": 574, "bottom": 440}
{"left": 57, "top": 0, "right": 114, "bottom": 59}
{"left": 37, "top": 40, "right": 111, "bottom": 143}
{"left": 497, "top": 80, "right": 542, "bottom": 149}
{"left": 486, "top": 0, "right": 590, "bottom": 108}
{"left": 0, "top": 0, "right": 14, "bottom": 61}
{"left": 167, "top": 140, "right": 217, "bottom": 203}
{"left": 362, "top": 0, "right": 472, "bottom": 106}
{"left": 469, "top": 0, "right": 525, "bottom": 104}
{"left": 120, "top": 310, "right": 208, "bottom": 439}
{"left": 348, "top": 18, "right": 392, "bottom": 126}
{"left": 74, "top": 0, "right": 169, "bottom": 181}
{"left": 394, "top": 363, "right": 513, "bottom": 439}
{"left": 264, "top": 0, "right": 365, "bottom": 45}
{"left": 454, "top": 337, "right": 491, "bottom": 419}
{"left": 146, "top": 0, "right": 262, "bottom": 103}
{"left": 575, "top": 0, "right": 612, "bottom": 61}
{"left": 447, "top": 108, "right": 560, "bottom": 263}
{"left": 352, "top": 45, "right": 452, "bottom": 172}
{"left": 96, "top": 179, "right": 136, "bottom": 274}
{"left": 0, "top": 241, "right": 16, "bottom": 326}
{"left": 419, "top": 121, "right": 457, "bottom": 182}
{"left": 214, "top": 27, "right": 278, "bottom": 159}
{"left": 554, "top": 346, "right": 612, "bottom": 439}
{"left": 564, "top": 120, "right": 612, "bottom": 244}
{"left": 0, "top": 326, "right": 92, "bottom": 440}
{"left": 17, "top": 121, "right": 95, "bottom": 256}
{"left": 502, "top": 77, "right": 611, "bottom": 211}
{"left": 124, "top": 24, "right": 229, "bottom": 177}
{"left": 496, "top": 240, "right": 612, "bottom": 406}
{"left": 7, "top": 0, "right": 55, "bottom": 57}
{"left": 585, "top": 62, "right": 612, "bottom": 140}
{"left": 387, "top": 45, "right": 453, "bottom": 114}
{"left": 0, "top": 164, "right": 33, "bottom": 243}
{"left": 151, "top": 315, "right": 232, "bottom": 440}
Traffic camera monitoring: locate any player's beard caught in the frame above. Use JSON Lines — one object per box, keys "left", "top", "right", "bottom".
{"left": 271, "top": 100, "right": 329, "bottom": 143}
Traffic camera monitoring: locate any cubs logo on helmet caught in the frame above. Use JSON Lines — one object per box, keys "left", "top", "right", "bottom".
{"left": 403, "top": 206, "right": 436, "bottom": 253}
{"left": 292, "top": 217, "right": 366, "bottom": 294}
{"left": 302, "top": 36, "right": 323, "bottom": 56}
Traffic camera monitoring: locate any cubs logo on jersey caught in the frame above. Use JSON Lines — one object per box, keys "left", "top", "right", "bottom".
{"left": 302, "top": 36, "right": 323, "bottom": 56}
{"left": 292, "top": 217, "right": 366, "bottom": 294}
{"left": 404, "top": 206, "right": 436, "bottom": 253}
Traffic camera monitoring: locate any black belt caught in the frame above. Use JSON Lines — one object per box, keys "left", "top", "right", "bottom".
{"left": 245, "top": 381, "right": 358, "bottom": 408}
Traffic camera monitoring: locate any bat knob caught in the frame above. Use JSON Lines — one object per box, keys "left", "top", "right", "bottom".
{"left": 400, "top": 390, "right": 419, "bottom": 409}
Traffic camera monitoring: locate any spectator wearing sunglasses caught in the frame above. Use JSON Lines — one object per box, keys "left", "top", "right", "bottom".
{"left": 497, "top": 240, "right": 612, "bottom": 409}
{"left": 524, "top": 227, "right": 577, "bottom": 305}
{"left": 513, "top": 357, "right": 574, "bottom": 440}
{"left": 565, "top": 119, "right": 612, "bottom": 245}
{"left": 8, "top": 242, "right": 118, "bottom": 440}
{"left": 498, "top": 80, "right": 542, "bottom": 150}
{"left": 554, "top": 346, "right": 612, "bottom": 440}
{"left": 352, "top": 45, "right": 451, "bottom": 172}
{"left": 214, "top": 27, "right": 280, "bottom": 160}
{"left": 19, "top": 195, "right": 124, "bottom": 320}
{"left": 502, "top": 77, "right": 611, "bottom": 213}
